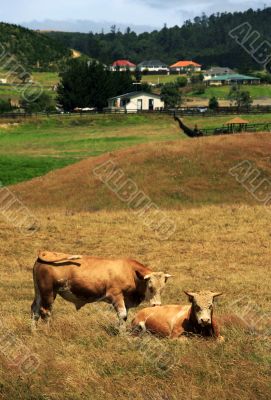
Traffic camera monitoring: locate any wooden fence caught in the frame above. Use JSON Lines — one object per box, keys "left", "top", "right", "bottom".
{"left": 0, "top": 105, "right": 270, "bottom": 119}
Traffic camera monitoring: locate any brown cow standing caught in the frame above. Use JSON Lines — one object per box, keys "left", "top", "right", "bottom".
{"left": 131, "top": 291, "right": 224, "bottom": 341}
{"left": 31, "top": 251, "right": 171, "bottom": 332}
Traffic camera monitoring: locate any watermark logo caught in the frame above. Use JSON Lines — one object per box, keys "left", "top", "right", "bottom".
{"left": 0, "top": 42, "right": 43, "bottom": 103}
{"left": 229, "top": 22, "right": 271, "bottom": 71}
{"left": 0, "top": 317, "right": 40, "bottom": 375}
{"left": 229, "top": 160, "right": 271, "bottom": 209}
{"left": 93, "top": 160, "right": 176, "bottom": 241}
{"left": 0, "top": 184, "right": 39, "bottom": 235}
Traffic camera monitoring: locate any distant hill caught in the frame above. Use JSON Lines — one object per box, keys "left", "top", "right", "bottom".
{"left": 43, "top": 7, "right": 271, "bottom": 70}
{"left": 21, "top": 19, "right": 158, "bottom": 34}
{"left": 0, "top": 22, "right": 71, "bottom": 69}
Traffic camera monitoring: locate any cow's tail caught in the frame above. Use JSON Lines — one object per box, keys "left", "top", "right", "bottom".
{"left": 31, "top": 262, "right": 42, "bottom": 330}
{"left": 37, "top": 251, "right": 82, "bottom": 265}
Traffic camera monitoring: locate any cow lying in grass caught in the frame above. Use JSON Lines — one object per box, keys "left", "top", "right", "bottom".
{"left": 131, "top": 291, "right": 224, "bottom": 341}
{"left": 31, "top": 251, "right": 172, "bottom": 332}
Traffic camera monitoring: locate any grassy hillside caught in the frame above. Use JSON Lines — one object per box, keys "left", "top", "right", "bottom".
{"left": 1, "top": 114, "right": 271, "bottom": 186}
{"left": 11, "top": 132, "right": 271, "bottom": 210}
{"left": 0, "top": 22, "right": 70, "bottom": 69}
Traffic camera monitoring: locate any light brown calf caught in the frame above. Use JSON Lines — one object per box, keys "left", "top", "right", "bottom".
{"left": 132, "top": 291, "right": 223, "bottom": 340}
{"left": 31, "top": 251, "right": 171, "bottom": 331}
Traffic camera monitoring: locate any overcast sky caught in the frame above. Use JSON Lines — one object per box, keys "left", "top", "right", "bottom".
{"left": 0, "top": 0, "right": 270, "bottom": 28}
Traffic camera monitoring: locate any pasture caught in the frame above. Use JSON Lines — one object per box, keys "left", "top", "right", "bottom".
{"left": 188, "top": 84, "right": 271, "bottom": 100}
{"left": 0, "top": 114, "right": 181, "bottom": 185}
{"left": 0, "top": 116, "right": 271, "bottom": 399}
{"left": 1, "top": 113, "right": 271, "bottom": 186}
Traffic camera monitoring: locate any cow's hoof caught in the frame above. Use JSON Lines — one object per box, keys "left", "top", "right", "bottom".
{"left": 179, "top": 337, "right": 189, "bottom": 343}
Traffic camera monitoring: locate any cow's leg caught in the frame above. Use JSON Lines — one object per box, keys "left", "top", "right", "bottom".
{"left": 108, "top": 291, "right": 127, "bottom": 333}
{"left": 31, "top": 295, "right": 41, "bottom": 332}
{"left": 31, "top": 274, "right": 42, "bottom": 332}
{"left": 40, "top": 291, "right": 56, "bottom": 327}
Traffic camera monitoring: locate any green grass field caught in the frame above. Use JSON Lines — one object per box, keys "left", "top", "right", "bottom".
{"left": 32, "top": 72, "right": 59, "bottom": 86}
{"left": 141, "top": 74, "right": 179, "bottom": 84}
{"left": 0, "top": 114, "right": 182, "bottom": 185}
{"left": 0, "top": 71, "right": 59, "bottom": 102}
{"left": 1, "top": 113, "right": 271, "bottom": 186}
{"left": 0, "top": 70, "right": 59, "bottom": 88}
{"left": 188, "top": 84, "right": 271, "bottom": 99}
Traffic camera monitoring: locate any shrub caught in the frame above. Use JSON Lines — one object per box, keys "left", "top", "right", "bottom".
{"left": 20, "top": 92, "right": 56, "bottom": 113}
{"left": 193, "top": 84, "right": 206, "bottom": 95}
{"left": 0, "top": 99, "right": 12, "bottom": 114}
{"left": 175, "top": 76, "right": 188, "bottom": 88}
{"left": 209, "top": 96, "right": 219, "bottom": 110}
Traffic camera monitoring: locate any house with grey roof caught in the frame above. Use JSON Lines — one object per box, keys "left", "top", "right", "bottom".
{"left": 137, "top": 60, "right": 169, "bottom": 74}
{"left": 207, "top": 73, "right": 260, "bottom": 86}
{"left": 107, "top": 91, "right": 164, "bottom": 112}
{"left": 204, "top": 67, "right": 236, "bottom": 81}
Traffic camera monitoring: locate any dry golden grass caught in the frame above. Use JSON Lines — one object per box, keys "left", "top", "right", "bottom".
{"left": 0, "top": 205, "right": 271, "bottom": 400}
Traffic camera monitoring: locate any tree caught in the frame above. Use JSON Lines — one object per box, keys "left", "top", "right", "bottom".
{"left": 134, "top": 67, "right": 142, "bottom": 83}
{"left": 228, "top": 85, "right": 253, "bottom": 109}
{"left": 20, "top": 91, "right": 56, "bottom": 113}
{"left": 161, "top": 83, "right": 182, "bottom": 109}
{"left": 0, "top": 99, "right": 12, "bottom": 113}
{"left": 45, "top": 8, "right": 271, "bottom": 71}
{"left": 209, "top": 96, "right": 219, "bottom": 110}
{"left": 57, "top": 59, "right": 133, "bottom": 111}
{"left": 190, "top": 73, "right": 204, "bottom": 84}
{"left": 175, "top": 76, "right": 188, "bottom": 88}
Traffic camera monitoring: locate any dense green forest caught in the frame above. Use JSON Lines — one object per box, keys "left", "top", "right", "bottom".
{"left": 0, "top": 22, "right": 71, "bottom": 69}
{"left": 45, "top": 7, "right": 271, "bottom": 71}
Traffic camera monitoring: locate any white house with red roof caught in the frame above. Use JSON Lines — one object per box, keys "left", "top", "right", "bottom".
{"left": 170, "top": 61, "right": 202, "bottom": 74}
{"left": 111, "top": 60, "right": 136, "bottom": 72}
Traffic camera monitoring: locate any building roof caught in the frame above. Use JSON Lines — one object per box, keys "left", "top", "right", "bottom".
{"left": 227, "top": 117, "right": 249, "bottom": 125}
{"left": 205, "top": 67, "right": 235, "bottom": 75}
{"left": 112, "top": 60, "right": 136, "bottom": 67}
{"left": 170, "top": 60, "right": 201, "bottom": 68}
{"left": 137, "top": 60, "right": 168, "bottom": 67}
{"left": 108, "top": 91, "right": 162, "bottom": 100}
{"left": 210, "top": 74, "right": 260, "bottom": 81}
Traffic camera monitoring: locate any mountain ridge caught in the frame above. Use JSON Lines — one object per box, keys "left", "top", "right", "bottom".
{"left": 42, "top": 7, "right": 271, "bottom": 70}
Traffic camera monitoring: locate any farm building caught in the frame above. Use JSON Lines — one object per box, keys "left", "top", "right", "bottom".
{"left": 137, "top": 60, "right": 169, "bottom": 74}
{"left": 208, "top": 74, "right": 260, "bottom": 86}
{"left": 111, "top": 60, "right": 136, "bottom": 72}
{"left": 170, "top": 61, "right": 202, "bottom": 74}
{"left": 107, "top": 91, "right": 164, "bottom": 112}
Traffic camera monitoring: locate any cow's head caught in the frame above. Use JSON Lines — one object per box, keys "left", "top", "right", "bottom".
{"left": 184, "top": 291, "right": 223, "bottom": 327}
{"left": 144, "top": 272, "right": 172, "bottom": 306}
